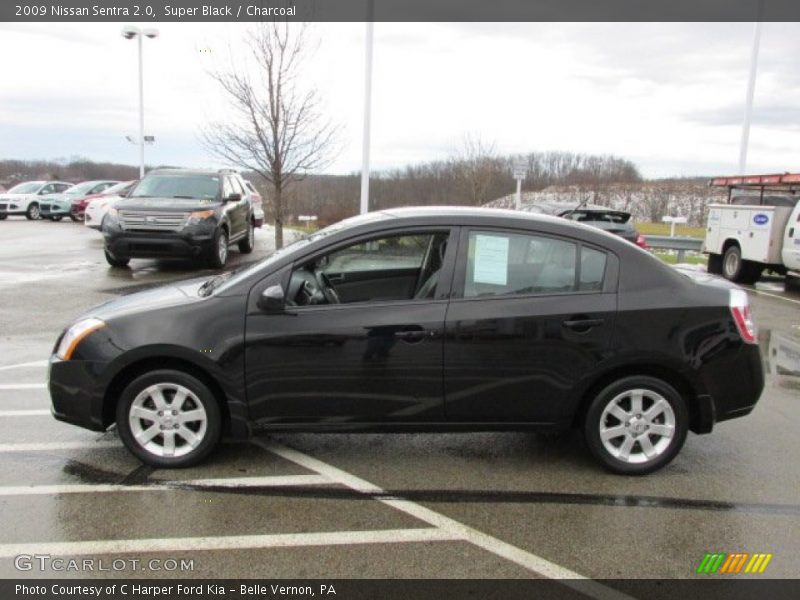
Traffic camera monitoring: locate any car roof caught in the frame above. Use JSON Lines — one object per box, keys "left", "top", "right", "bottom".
{"left": 147, "top": 168, "right": 233, "bottom": 177}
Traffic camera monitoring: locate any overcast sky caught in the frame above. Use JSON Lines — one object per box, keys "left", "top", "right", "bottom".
{"left": 1, "top": 22, "right": 798, "bottom": 178}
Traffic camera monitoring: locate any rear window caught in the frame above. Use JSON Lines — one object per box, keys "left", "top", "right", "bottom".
{"left": 562, "top": 210, "right": 631, "bottom": 224}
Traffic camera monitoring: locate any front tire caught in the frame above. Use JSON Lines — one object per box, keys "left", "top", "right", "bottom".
{"left": 26, "top": 203, "right": 40, "bottom": 220}
{"left": 584, "top": 376, "right": 688, "bottom": 475}
{"left": 208, "top": 228, "right": 229, "bottom": 268}
{"left": 116, "top": 370, "right": 222, "bottom": 468}
{"left": 70, "top": 214, "right": 81, "bottom": 222}
{"left": 104, "top": 249, "right": 130, "bottom": 267}
{"left": 238, "top": 220, "right": 255, "bottom": 254}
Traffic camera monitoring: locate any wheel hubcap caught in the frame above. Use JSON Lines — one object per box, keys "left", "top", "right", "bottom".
{"left": 599, "top": 389, "right": 675, "bottom": 464}
{"left": 724, "top": 252, "right": 739, "bottom": 276}
{"left": 31, "top": 206, "right": 39, "bottom": 218}
{"left": 128, "top": 383, "right": 207, "bottom": 458}
{"left": 249, "top": 224, "right": 254, "bottom": 245}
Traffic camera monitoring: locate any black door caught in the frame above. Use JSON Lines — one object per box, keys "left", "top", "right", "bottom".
{"left": 444, "top": 228, "right": 617, "bottom": 424}
{"left": 245, "top": 228, "right": 456, "bottom": 425}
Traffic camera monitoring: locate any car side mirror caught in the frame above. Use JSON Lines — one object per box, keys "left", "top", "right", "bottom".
{"left": 225, "top": 192, "right": 242, "bottom": 203}
{"left": 258, "top": 284, "right": 286, "bottom": 313}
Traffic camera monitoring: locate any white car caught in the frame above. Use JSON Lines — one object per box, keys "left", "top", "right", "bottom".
{"left": 0, "top": 181, "right": 73, "bottom": 220}
{"left": 83, "top": 180, "right": 137, "bottom": 230}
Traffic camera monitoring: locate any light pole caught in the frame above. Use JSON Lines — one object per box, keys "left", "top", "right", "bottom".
{"left": 122, "top": 26, "right": 159, "bottom": 178}
{"left": 738, "top": 0, "right": 764, "bottom": 175}
{"left": 360, "top": 1, "right": 374, "bottom": 215}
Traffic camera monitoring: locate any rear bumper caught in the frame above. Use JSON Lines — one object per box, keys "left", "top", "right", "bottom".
{"left": 49, "top": 356, "right": 108, "bottom": 432}
{"left": 105, "top": 230, "right": 215, "bottom": 259}
{"left": 693, "top": 343, "right": 764, "bottom": 433}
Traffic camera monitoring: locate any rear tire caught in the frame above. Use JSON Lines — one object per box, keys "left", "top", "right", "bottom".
{"left": 26, "top": 203, "right": 40, "bottom": 220}
{"left": 238, "top": 220, "right": 255, "bottom": 254}
{"left": 115, "top": 369, "right": 222, "bottom": 468}
{"left": 722, "top": 245, "right": 760, "bottom": 284}
{"left": 0, "top": 214, "right": 6, "bottom": 220}
{"left": 104, "top": 249, "right": 130, "bottom": 267}
{"left": 584, "top": 376, "right": 688, "bottom": 475}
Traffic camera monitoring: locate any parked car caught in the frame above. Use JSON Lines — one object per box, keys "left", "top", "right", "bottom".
{"left": 50, "top": 207, "right": 763, "bottom": 474}
{"left": 68, "top": 180, "right": 121, "bottom": 222}
{"left": 39, "top": 180, "right": 119, "bottom": 221}
{"left": 243, "top": 180, "right": 265, "bottom": 228}
{"left": 0, "top": 181, "right": 72, "bottom": 220}
{"left": 523, "top": 203, "right": 647, "bottom": 249}
{"left": 84, "top": 181, "right": 138, "bottom": 230}
{"left": 102, "top": 169, "right": 255, "bottom": 268}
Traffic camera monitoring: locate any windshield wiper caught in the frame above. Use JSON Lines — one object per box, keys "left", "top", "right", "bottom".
{"left": 171, "top": 195, "right": 199, "bottom": 199}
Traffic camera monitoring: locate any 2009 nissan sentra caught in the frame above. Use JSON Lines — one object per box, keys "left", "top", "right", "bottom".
{"left": 49, "top": 207, "right": 764, "bottom": 474}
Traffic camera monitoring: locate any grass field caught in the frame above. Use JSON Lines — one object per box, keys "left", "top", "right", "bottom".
{"left": 637, "top": 222, "right": 706, "bottom": 238}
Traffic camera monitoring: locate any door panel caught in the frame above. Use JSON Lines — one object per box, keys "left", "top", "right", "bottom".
{"left": 245, "top": 302, "right": 447, "bottom": 424}
{"left": 444, "top": 293, "right": 616, "bottom": 423}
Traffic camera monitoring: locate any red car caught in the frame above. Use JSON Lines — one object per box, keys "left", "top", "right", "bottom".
{"left": 69, "top": 180, "right": 120, "bottom": 221}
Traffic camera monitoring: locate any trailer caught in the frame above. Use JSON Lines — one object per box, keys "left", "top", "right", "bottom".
{"left": 703, "top": 173, "right": 800, "bottom": 284}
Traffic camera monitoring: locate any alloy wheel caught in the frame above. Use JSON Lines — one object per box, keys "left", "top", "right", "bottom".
{"left": 128, "top": 383, "right": 208, "bottom": 458}
{"left": 598, "top": 388, "right": 676, "bottom": 464}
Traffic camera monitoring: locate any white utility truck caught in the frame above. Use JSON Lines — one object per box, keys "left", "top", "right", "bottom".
{"left": 704, "top": 173, "right": 800, "bottom": 284}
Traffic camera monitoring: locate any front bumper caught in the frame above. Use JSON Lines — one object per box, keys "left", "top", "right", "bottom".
{"left": 104, "top": 230, "right": 215, "bottom": 259}
{"left": 39, "top": 204, "right": 71, "bottom": 217}
{"left": 49, "top": 356, "right": 109, "bottom": 432}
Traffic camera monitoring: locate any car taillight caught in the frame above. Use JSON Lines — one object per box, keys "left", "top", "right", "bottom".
{"left": 635, "top": 233, "right": 647, "bottom": 249}
{"left": 729, "top": 289, "right": 757, "bottom": 344}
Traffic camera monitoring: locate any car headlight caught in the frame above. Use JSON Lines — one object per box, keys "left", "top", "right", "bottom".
{"left": 186, "top": 209, "right": 215, "bottom": 226}
{"left": 56, "top": 318, "right": 106, "bottom": 360}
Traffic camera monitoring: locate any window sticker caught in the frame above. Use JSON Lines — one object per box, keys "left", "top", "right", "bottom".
{"left": 473, "top": 234, "right": 509, "bottom": 285}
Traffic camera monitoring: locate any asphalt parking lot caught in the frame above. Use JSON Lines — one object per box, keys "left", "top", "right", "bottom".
{"left": 0, "top": 218, "right": 798, "bottom": 590}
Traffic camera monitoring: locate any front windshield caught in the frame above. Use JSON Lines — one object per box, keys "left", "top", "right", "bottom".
{"left": 102, "top": 181, "right": 134, "bottom": 196}
{"left": 130, "top": 174, "right": 220, "bottom": 200}
{"left": 64, "top": 182, "right": 96, "bottom": 196}
{"left": 8, "top": 182, "right": 43, "bottom": 194}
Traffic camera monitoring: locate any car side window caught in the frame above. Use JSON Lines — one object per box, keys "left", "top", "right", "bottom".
{"left": 286, "top": 232, "right": 449, "bottom": 307}
{"left": 579, "top": 247, "right": 607, "bottom": 292}
{"left": 40, "top": 184, "right": 55, "bottom": 194}
{"left": 54, "top": 184, "right": 70, "bottom": 193}
{"left": 221, "top": 177, "right": 235, "bottom": 199}
{"left": 463, "top": 231, "right": 578, "bottom": 297}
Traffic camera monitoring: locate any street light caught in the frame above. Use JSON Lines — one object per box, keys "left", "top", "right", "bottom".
{"left": 121, "top": 26, "right": 159, "bottom": 178}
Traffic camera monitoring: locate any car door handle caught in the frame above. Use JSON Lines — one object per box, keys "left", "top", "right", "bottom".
{"left": 394, "top": 329, "right": 434, "bottom": 342}
{"left": 562, "top": 318, "right": 605, "bottom": 332}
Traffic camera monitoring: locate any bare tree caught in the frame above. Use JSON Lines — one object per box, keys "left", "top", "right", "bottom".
{"left": 452, "top": 134, "right": 500, "bottom": 206}
{"left": 203, "top": 22, "right": 337, "bottom": 248}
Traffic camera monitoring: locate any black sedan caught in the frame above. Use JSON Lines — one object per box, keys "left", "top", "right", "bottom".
{"left": 49, "top": 207, "right": 763, "bottom": 474}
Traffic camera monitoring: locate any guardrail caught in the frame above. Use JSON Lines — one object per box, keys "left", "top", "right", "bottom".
{"left": 645, "top": 235, "right": 704, "bottom": 262}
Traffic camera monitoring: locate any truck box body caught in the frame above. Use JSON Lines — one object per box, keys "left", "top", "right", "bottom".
{"left": 704, "top": 203, "right": 794, "bottom": 266}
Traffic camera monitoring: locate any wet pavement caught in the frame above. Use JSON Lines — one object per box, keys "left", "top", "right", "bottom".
{"left": 0, "top": 218, "right": 798, "bottom": 584}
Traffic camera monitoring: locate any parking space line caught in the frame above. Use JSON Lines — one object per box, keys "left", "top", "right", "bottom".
{"left": 256, "top": 440, "right": 634, "bottom": 600}
{"left": 0, "top": 384, "right": 46, "bottom": 390}
{"left": 0, "top": 528, "right": 458, "bottom": 558}
{"left": 0, "top": 360, "right": 49, "bottom": 371}
{"left": 0, "top": 441, "right": 121, "bottom": 452}
{"left": 0, "top": 409, "right": 50, "bottom": 417}
{"left": 748, "top": 287, "right": 800, "bottom": 306}
{"left": 0, "top": 474, "right": 332, "bottom": 496}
